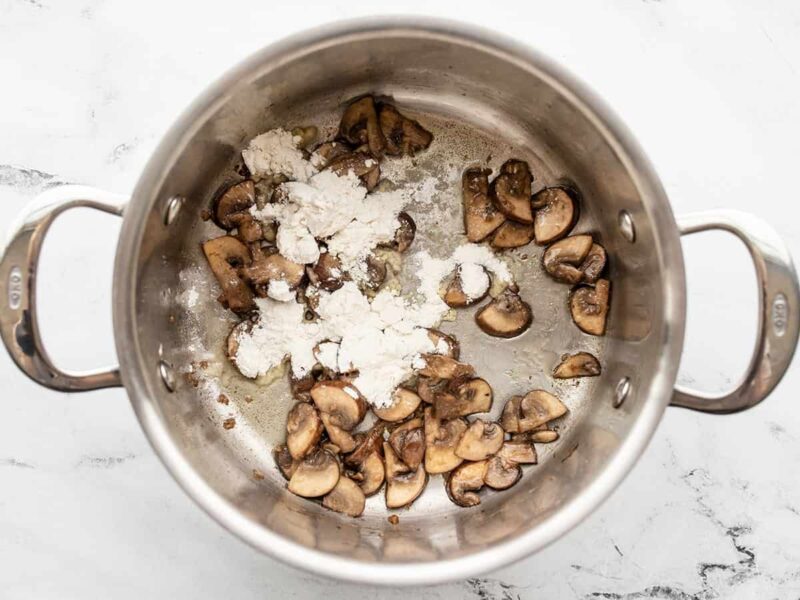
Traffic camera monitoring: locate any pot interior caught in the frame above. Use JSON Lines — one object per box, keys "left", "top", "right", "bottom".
{"left": 120, "top": 24, "right": 680, "bottom": 574}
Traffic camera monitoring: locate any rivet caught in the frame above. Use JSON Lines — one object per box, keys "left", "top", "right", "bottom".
{"left": 614, "top": 376, "right": 631, "bottom": 408}
{"left": 618, "top": 210, "right": 636, "bottom": 243}
{"left": 163, "top": 195, "right": 185, "bottom": 226}
{"left": 158, "top": 359, "right": 176, "bottom": 392}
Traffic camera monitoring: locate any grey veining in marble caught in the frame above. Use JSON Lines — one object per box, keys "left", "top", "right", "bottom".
{"left": 1, "top": 0, "right": 799, "bottom": 598}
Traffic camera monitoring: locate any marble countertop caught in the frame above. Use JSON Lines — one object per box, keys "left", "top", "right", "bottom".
{"left": 1, "top": 1, "right": 799, "bottom": 598}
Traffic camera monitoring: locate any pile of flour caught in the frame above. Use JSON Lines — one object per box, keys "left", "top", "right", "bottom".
{"left": 229, "top": 128, "right": 513, "bottom": 408}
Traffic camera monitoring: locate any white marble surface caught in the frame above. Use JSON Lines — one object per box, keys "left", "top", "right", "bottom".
{"left": 1, "top": 0, "right": 799, "bottom": 598}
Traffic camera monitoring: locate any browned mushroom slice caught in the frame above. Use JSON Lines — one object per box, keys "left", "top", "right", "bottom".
{"left": 274, "top": 444, "right": 299, "bottom": 480}
{"left": 446, "top": 460, "right": 488, "bottom": 507}
{"left": 373, "top": 388, "right": 422, "bottom": 422}
{"left": 322, "top": 476, "right": 366, "bottom": 517}
{"left": 497, "top": 440, "right": 537, "bottom": 464}
{"left": 553, "top": 352, "right": 601, "bottom": 378}
{"left": 490, "top": 160, "right": 533, "bottom": 224}
{"left": 289, "top": 371, "right": 316, "bottom": 401}
{"left": 240, "top": 252, "right": 306, "bottom": 289}
{"left": 350, "top": 452, "right": 385, "bottom": 496}
{"left": 454, "top": 420, "right": 504, "bottom": 461}
{"left": 441, "top": 266, "right": 489, "bottom": 308}
{"left": 533, "top": 187, "right": 578, "bottom": 244}
{"left": 377, "top": 103, "right": 433, "bottom": 156}
{"left": 500, "top": 395, "right": 522, "bottom": 433}
{"left": 393, "top": 212, "right": 416, "bottom": 253}
{"left": 484, "top": 456, "right": 522, "bottom": 490}
{"left": 570, "top": 279, "right": 610, "bottom": 336}
{"left": 518, "top": 390, "right": 568, "bottom": 432}
{"left": 213, "top": 180, "right": 255, "bottom": 230}
{"left": 580, "top": 243, "right": 607, "bottom": 283}
{"left": 388, "top": 418, "right": 425, "bottom": 470}
{"left": 287, "top": 449, "right": 340, "bottom": 498}
{"left": 463, "top": 167, "right": 505, "bottom": 242}
{"left": 233, "top": 214, "right": 264, "bottom": 244}
{"left": 344, "top": 422, "right": 385, "bottom": 467}
{"left": 320, "top": 412, "right": 357, "bottom": 454}
{"left": 542, "top": 235, "right": 593, "bottom": 284}
{"left": 531, "top": 430, "right": 559, "bottom": 443}
{"left": 434, "top": 378, "right": 493, "bottom": 419}
{"left": 426, "top": 329, "right": 460, "bottom": 359}
{"left": 417, "top": 355, "right": 475, "bottom": 380}
{"left": 338, "top": 96, "right": 386, "bottom": 157}
{"left": 325, "top": 151, "right": 381, "bottom": 191}
{"left": 491, "top": 220, "right": 535, "bottom": 249}
{"left": 307, "top": 252, "right": 344, "bottom": 292}
{"left": 475, "top": 289, "right": 532, "bottom": 338}
{"left": 363, "top": 254, "right": 387, "bottom": 292}
{"left": 202, "top": 236, "right": 255, "bottom": 313}
{"left": 312, "top": 141, "right": 353, "bottom": 167}
{"left": 286, "top": 402, "right": 324, "bottom": 460}
{"left": 290, "top": 125, "right": 318, "bottom": 148}
{"left": 384, "top": 442, "right": 428, "bottom": 508}
{"left": 310, "top": 380, "right": 367, "bottom": 431}
{"left": 423, "top": 407, "right": 468, "bottom": 474}
{"left": 417, "top": 377, "right": 446, "bottom": 404}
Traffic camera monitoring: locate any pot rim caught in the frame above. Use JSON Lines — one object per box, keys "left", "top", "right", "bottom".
{"left": 113, "top": 16, "right": 686, "bottom": 586}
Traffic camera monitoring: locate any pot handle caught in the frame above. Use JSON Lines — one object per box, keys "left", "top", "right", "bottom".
{"left": 0, "top": 185, "right": 127, "bottom": 391}
{"left": 672, "top": 209, "right": 799, "bottom": 413}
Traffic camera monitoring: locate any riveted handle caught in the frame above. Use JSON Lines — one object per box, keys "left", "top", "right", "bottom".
{"left": 672, "top": 210, "right": 799, "bottom": 413}
{"left": 0, "top": 185, "right": 127, "bottom": 391}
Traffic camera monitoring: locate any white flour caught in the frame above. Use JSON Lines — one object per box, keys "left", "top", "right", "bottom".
{"left": 266, "top": 279, "right": 295, "bottom": 302}
{"left": 415, "top": 243, "right": 512, "bottom": 302}
{"left": 242, "top": 129, "right": 317, "bottom": 182}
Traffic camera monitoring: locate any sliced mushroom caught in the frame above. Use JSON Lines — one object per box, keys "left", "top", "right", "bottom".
{"left": 553, "top": 352, "right": 601, "bottom": 378}
{"left": 426, "top": 329, "right": 460, "bottom": 359}
{"left": 377, "top": 103, "right": 433, "bottom": 156}
{"left": 441, "top": 265, "right": 489, "bottom": 308}
{"left": 307, "top": 252, "right": 344, "bottom": 292}
{"left": 417, "top": 376, "right": 447, "bottom": 404}
{"left": 373, "top": 387, "right": 422, "bottom": 422}
{"left": 289, "top": 371, "right": 317, "bottom": 401}
{"left": 290, "top": 125, "right": 318, "bottom": 148}
{"left": 570, "top": 279, "right": 610, "bottom": 336}
{"left": 491, "top": 220, "right": 535, "bottom": 249}
{"left": 490, "top": 160, "right": 533, "bottom": 224}
{"left": 384, "top": 442, "right": 428, "bottom": 509}
{"left": 350, "top": 452, "right": 385, "bottom": 496}
{"left": 325, "top": 151, "right": 381, "bottom": 191}
{"left": 531, "top": 430, "right": 559, "bottom": 443}
{"left": 542, "top": 235, "right": 593, "bottom": 284}
{"left": 417, "top": 355, "right": 475, "bottom": 380}
{"left": 423, "top": 407, "right": 468, "bottom": 474}
{"left": 455, "top": 420, "right": 504, "bottom": 461}
{"left": 213, "top": 180, "right": 255, "bottom": 230}
{"left": 446, "top": 460, "right": 488, "bottom": 507}
{"left": 287, "top": 449, "right": 340, "bottom": 498}
{"left": 518, "top": 390, "right": 568, "bottom": 431}
{"left": 228, "top": 212, "right": 263, "bottom": 244}
{"left": 202, "top": 236, "right": 255, "bottom": 313}
{"left": 500, "top": 395, "right": 522, "bottom": 433}
{"left": 475, "top": 289, "right": 532, "bottom": 338}
{"left": 463, "top": 167, "right": 505, "bottom": 242}
{"left": 497, "top": 440, "right": 537, "bottom": 464}
{"left": 532, "top": 187, "right": 578, "bottom": 244}
{"left": 338, "top": 96, "right": 386, "bottom": 157}
{"left": 320, "top": 412, "right": 357, "bottom": 454}
{"left": 580, "top": 243, "right": 607, "bottom": 283}
{"left": 322, "top": 476, "right": 366, "bottom": 517}
{"left": 388, "top": 418, "right": 425, "bottom": 470}
{"left": 484, "top": 456, "right": 522, "bottom": 490}
{"left": 240, "top": 252, "right": 306, "bottom": 290}
{"left": 392, "top": 212, "right": 416, "bottom": 253}
{"left": 286, "top": 402, "right": 324, "bottom": 460}
{"left": 362, "top": 254, "right": 387, "bottom": 292}
{"left": 434, "top": 378, "right": 493, "bottom": 419}
{"left": 311, "top": 141, "right": 353, "bottom": 167}
{"left": 344, "top": 423, "right": 385, "bottom": 467}
{"left": 310, "top": 380, "right": 367, "bottom": 431}
{"left": 274, "top": 444, "right": 299, "bottom": 480}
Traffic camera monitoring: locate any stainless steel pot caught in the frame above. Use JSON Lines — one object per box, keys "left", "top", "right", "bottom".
{"left": 1, "top": 18, "right": 798, "bottom": 586}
